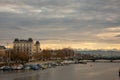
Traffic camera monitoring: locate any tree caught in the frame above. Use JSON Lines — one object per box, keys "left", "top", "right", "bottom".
{"left": 11, "top": 52, "right": 29, "bottom": 63}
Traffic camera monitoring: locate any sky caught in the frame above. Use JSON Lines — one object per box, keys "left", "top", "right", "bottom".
{"left": 0, "top": 0, "right": 120, "bottom": 50}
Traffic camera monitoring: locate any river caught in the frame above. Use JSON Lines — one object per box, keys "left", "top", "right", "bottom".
{"left": 0, "top": 63, "right": 120, "bottom": 80}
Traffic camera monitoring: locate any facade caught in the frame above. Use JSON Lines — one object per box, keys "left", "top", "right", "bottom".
{"left": 0, "top": 46, "right": 6, "bottom": 61}
{"left": 13, "top": 38, "right": 41, "bottom": 60}
{"left": 35, "top": 41, "right": 41, "bottom": 54}
{"left": 0, "top": 46, "right": 6, "bottom": 54}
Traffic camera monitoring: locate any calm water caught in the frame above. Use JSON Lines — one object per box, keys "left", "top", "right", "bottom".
{"left": 0, "top": 63, "right": 120, "bottom": 80}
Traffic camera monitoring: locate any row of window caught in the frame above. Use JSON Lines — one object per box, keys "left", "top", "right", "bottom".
{"left": 15, "top": 49, "right": 32, "bottom": 53}
{"left": 14, "top": 43, "right": 32, "bottom": 47}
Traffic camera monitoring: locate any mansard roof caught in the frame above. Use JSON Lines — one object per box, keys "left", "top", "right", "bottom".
{"left": 0, "top": 46, "right": 6, "bottom": 49}
{"left": 35, "top": 41, "right": 40, "bottom": 45}
{"left": 28, "top": 38, "right": 33, "bottom": 42}
{"left": 14, "top": 38, "right": 33, "bottom": 43}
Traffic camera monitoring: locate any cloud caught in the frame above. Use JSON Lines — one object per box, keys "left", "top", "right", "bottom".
{"left": 0, "top": 1, "right": 42, "bottom": 14}
{"left": 114, "top": 34, "right": 120, "bottom": 37}
{"left": 105, "top": 26, "right": 120, "bottom": 31}
{"left": 0, "top": 0, "right": 120, "bottom": 49}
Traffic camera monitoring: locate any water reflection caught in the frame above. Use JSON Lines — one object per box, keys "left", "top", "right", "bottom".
{"left": 14, "top": 73, "right": 40, "bottom": 80}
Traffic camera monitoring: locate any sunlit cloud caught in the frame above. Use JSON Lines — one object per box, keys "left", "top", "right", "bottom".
{"left": 40, "top": 41, "right": 120, "bottom": 50}
{"left": 96, "top": 32, "right": 120, "bottom": 39}
{"left": 96, "top": 26, "right": 120, "bottom": 39}
{"left": 105, "top": 26, "right": 120, "bottom": 31}
{"left": 0, "top": 1, "right": 42, "bottom": 14}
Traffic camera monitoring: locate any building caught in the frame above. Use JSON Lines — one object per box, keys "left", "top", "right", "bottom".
{"left": 0, "top": 46, "right": 6, "bottom": 61}
{"left": 13, "top": 38, "right": 41, "bottom": 60}
{"left": 35, "top": 41, "right": 41, "bottom": 54}
{"left": 0, "top": 46, "right": 6, "bottom": 54}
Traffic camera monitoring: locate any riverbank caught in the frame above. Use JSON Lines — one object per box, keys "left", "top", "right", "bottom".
{"left": 0, "top": 60, "right": 75, "bottom": 71}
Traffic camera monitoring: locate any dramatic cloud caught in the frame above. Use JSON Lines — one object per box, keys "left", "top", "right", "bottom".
{"left": 0, "top": 0, "right": 120, "bottom": 49}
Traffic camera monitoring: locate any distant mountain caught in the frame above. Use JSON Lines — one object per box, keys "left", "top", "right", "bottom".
{"left": 74, "top": 49, "right": 120, "bottom": 57}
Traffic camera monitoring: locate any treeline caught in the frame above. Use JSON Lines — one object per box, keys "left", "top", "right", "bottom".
{"left": 3, "top": 48, "right": 117, "bottom": 64}
{"left": 34, "top": 48, "right": 75, "bottom": 61}
{"left": 8, "top": 48, "right": 75, "bottom": 63}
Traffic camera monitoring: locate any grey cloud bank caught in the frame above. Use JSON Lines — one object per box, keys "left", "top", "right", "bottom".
{"left": 0, "top": 0, "right": 120, "bottom": 49}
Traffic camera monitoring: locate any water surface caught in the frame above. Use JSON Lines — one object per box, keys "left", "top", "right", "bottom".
{"left": 0, "top": 63, "right": 120, "bottom": 80}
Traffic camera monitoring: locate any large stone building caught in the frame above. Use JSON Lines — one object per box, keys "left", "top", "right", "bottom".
{"left": 13, "top": 38, "right": 41, "bottom": 60}
{"left": 0, "top": 46, "right": 6, "bottom": 54}
{"left": 0, "top": 46, "right": 6, "bottom": 61}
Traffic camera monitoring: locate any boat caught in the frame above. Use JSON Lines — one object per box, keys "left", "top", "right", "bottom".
{"left": 30, "top": 65, "right": 39, "bottom": 70}
{"left": 23, "top": 65, "right": 31, "bottom": 70}
{"left": 2, "top": 66, "right": 13, "bottom": 71}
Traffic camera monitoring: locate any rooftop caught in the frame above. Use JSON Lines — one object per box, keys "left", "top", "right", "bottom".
{"left": 0, "top": 46, "right": 6, "bottom": 49}
{"left": 14, "top": 38, "right": 33, "bottom": 43}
